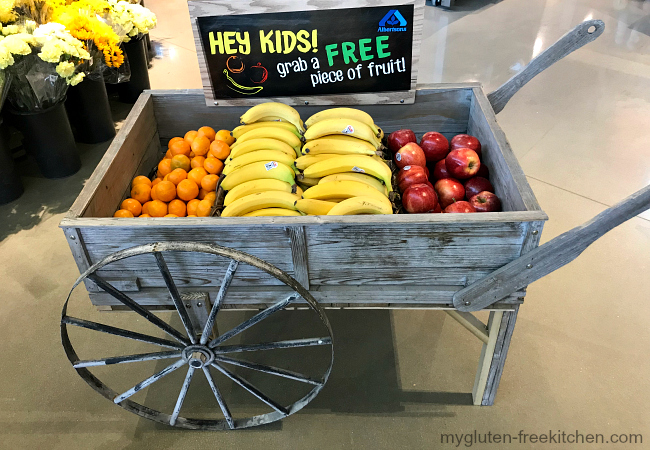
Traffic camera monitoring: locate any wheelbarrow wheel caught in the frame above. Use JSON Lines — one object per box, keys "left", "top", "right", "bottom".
{"left": 61, "top": 242, "right": 333, "bottom": 430}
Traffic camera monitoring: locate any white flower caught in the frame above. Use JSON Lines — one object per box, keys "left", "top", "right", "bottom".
{"left": 68, "top": 72, "right": 85, "bottom": 86}
{"left": 56, "top": 61, "right": 75, "bottom": 78}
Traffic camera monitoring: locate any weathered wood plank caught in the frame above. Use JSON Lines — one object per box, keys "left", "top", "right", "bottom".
{"left": 446, "top": 310, "right": 489, "bottom": 344}
{"left": 487, "top": 20, "right": 604, "bottom": 114}
{"left": 287, "top": 226, "right": 310, "bottom": 289}
{"left": 472, "top": 310, "right": 503, "bottom": 405}
{"left": 64, "top": 94, "right": 156, "bottom": 219}
{"left": 482, "top": 307, "right": 518, "bottom": 405}
{"left": 467, "top": 88, "right": 543, "bottom": 213}
{"left": 187, "top": 0, "right": 423, "bottom": 106}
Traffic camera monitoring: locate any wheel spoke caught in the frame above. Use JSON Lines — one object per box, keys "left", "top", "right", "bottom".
{"left": 169, "top": 366, "right": 195, "bottom": 426}
{"left": 114, "top": 359, "right": 186, "bottom": 404}
{"left": 154, "top": 252, "right": 197, "bottom": 343}
{"left": 62, "top": 316, "right": 184, "bottom": 350}
{"left": 202, "top": 366, "right": 235, "bottom": 429}
{"left": 88, "top": 274, "right": 190, "bottom": 345}
{"left": 74, "top": 350, "right": 182, "bottom": 368}
{"left": 215, "top": 355, "right": 323, "bottom": 386}
{"left": 213, "top": 337, "right": 332, "bottom": 354}
{"left": 212, "top": 362, "right": 288, "bottom": 415}
{"left": 200, "top": 260, "right": 239, "bottom": 345}
{"left": 209, "top": 293, "right": 300, "bottom": 348}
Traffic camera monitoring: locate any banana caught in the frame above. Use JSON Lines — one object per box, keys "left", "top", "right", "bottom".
{"left": 221, "top": 191, "right": 301, "bottom": 217}
{"left": 305, "top": 108, "right": 382, "bottom": 138}
{"left": 242, "top": 208, "right": 302, "bottom": 217}
{"left": 301, "top": 135, "right": 378, "bottom": 156}
{"left": 319, "top": 173, "right": 387, "bottom": 195}
{"left": 327, "top": 195, "right": 393, "bottom": 215}
{"left": 223, "top": 179, "right": 296, "bottom": 207}
{"left": 297, "top": 176, "right": 321, "bottom": 188}
{"left": 232, "top": 127, "right": 302, "bottom": 155}
{"left": 221, "top": 161, "right": 295, "bottom": 191}
{"left": 303, "top": 118, "right": 382, "bottom": 148}
{"left": 228, "top": 138, "right": 296, "bottom": 160}
{"left": 303, "top": 155, "right": 393, "bottom": 192}
{"left": 232, "top": 121, "right": 301, "bottom": 139}
{"left": 295, "top": 153, "right": 340, "bottom": 171}
{"left": 295, "top": 185, "right": 304, "bottom": 196}
{"left": 303, "top": 180, "right": 389, "bottom": 203}
{"left": 240, "top": 103, "right": 305, "bottom": 133}
{"left": 223, "top": 150, "right": 297, "bottom": 176}
{"left": 295, "top": 198, "right": 338, "bottom": 215}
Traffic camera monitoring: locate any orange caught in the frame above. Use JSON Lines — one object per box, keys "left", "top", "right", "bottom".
{"left": 158, "top": 159, "right": 172, "bottom": 177}
{"left": 209, "top": 140, "right": 230, "bottom": 160}
{"left": 142, "top": 201, "right": 152, "bottom": 215}
{"left": 132, "top": 176, "right": 151, "bottom": 188}
{"left": 114, "top": 209, "right": 134, "bottom": 218}
{"left": 170, "top": 154, "right": 191, "bottom": 172}
{"left": 168, "top": 168, "right": 188, "bottom": 185}
{"left": 156, "top": 180, "right": 177, "bottom": 202}
{"left": 201, "top": 174, "right": 218, "bottom": 192}
{"left": 191, "top": 156, "right": 206, "bottom": 169}
{"left": 168, "top": 137, "right": 184, "bottom": 148}
{"left": 189, "top": 151, "right": 196, "bottom": 158}
{"left": 187, "top": 167, "right": 207, "bottom": 186}
{"left": 170, "top": 140, "right": 191, "bottom": 158}
{"left": 203, "top": 157, "right": 224, "bottom": 175}
{"left": 198, "top": 188, "right": 208, "bottom": 200}
{"left": 164, "top": 214, "right": 178, "bottom": 218}
{"left": 139, "top": 214, "right": 152, "bottom": 218}
{"left": 204, "top": 191, "right": 217, "bottom": 205}
{"left": 156, "top": 171, "right": 163, "bottom": 179}
{"left": 177, "top": 179, "right": 199, "bottom": 201}
{"left": 196, "top": 199, "right": 213, "bottom": 217}
{"left": 198, "top": 126, "right": 216, "bottom": 141}
{"left": 215, "top": 129, "right": 235, "bottom": 146}
{"left": 131, "top": 184, "right": 152, "bottom": 204}
{"left": 121, "top": 198, "right": 142, "bottom": 216}
{"left": 184, "top": 130, "right": 198, "bottom": 144}
{"left": 191, "top": 135, "right": 210, "bottom": 156}
{"left": 151, "top": 178, "right": 162, "bottom": 187}
{"left": 164, "top": 149, "right": 172, "bottom": 159}
{"left": 186, "top": 199, "right": 200, "bottom": 216}
{"left": 148, "top": 200, "right": 167, "bottom": 217}
{"left": 187, "top": 214, "right": 197, "bottom": 217}
{"left": 168, "top": 199, "right": 187, "bottom": 217}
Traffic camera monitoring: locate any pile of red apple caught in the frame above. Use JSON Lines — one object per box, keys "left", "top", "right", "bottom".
{"left": 388, "top": 129, "right": 502, "bottom": 214}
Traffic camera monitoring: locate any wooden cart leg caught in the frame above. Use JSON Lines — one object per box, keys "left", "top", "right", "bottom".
{"left": 472, "top": 307, "right": 519, "bottom": 405}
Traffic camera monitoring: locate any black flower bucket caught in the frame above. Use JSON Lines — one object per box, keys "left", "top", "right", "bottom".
{"left": 0, "top": 118, "right": 24, "bottom": 205}
{"left": 8, "top": 100, "right": 81, "bottom": 179}
{"left": 118, "top": 36, "right": 151, "bottom": 103}
{"left": 66, "top": 76, "right": 116, "bottom": 144}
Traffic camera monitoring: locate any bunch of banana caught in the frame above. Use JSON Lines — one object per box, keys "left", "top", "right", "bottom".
{"left": 295, "top": 178, "right": 393, "bottom": 215}
{"left": 220, "top": 103, "right": 308, "bottom": 217}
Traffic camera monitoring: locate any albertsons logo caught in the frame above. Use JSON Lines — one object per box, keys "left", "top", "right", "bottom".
{"left": 378, "top": 10, "right": 407, "bottom": 32}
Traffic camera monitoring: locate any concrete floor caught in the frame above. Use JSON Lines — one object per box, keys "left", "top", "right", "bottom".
{"left": 1, "top": 0, "right": 649, "bottom": 448}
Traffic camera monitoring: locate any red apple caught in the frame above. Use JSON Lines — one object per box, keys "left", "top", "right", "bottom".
{"left": 423, "top": 166, "right": 430, "bottom": 178}
{"left": 432, "top": 159, "right": 451, "bottom": 181}
{"left": 419, "top": 131, "right": 449, "bottom": 163}
{"left": 470, "top": 191, "right": 502, "bottom": 212}
{"left": 476, "top": 163, "right": 490, "bottom": 179}
{"left": 464, "top": 176, "right": 494, "bottom": 199}
{"left": 402, "top": 183, "right": 439, "bottom": 214}
{"left": 387, "top": 129, "right": 417, "bottom": 153}
{"left": 444, "top": 201, "right": 476, "bottom": 213}
{"left": 397, "top": 165, "right": 428, "bottom": 192}
{"left": 394, "top": 142, "right": 426, "bottom": 169}
{"left": 445, "top": 148, "right": 480, "bottom": 179}
{"left": 434, "top": 178, "right": 465, "bottom": 209}
{"left": 451, "top": 134, "right": 482, "bottom": 158}
{"left": 432, "top": 203, "right": 442, "bottom": 213}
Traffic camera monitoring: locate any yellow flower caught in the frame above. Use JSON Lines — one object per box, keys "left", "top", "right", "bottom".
{"left": 2, "top": 24, "right": 18, "bottom": 35}
{"left": 0, "top": 44, "right": 15, "bottom": 68}
{"left": 68, "top": 72, "right": 84, "bottom": 85}
{"left": 2, "top": 33, "right": 34, "bottom": 54}
{"left": 0, "top": 0, "right": 17, "bottom": 24}
{"left": 56, "top": 60, "right": 74, "bottom": 77}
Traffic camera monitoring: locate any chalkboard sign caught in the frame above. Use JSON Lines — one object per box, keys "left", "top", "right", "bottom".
{"left": 188, "top": 1, "right": 423, "bottom": 106}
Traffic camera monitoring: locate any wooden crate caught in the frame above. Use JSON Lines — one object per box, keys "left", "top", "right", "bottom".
{"left": 60, "top": 86, "right": 547, "bottom": 311}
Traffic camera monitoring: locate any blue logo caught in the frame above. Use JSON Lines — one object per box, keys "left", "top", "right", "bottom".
{"left": 378, "top": 10, "right": 407, "bottom": 32}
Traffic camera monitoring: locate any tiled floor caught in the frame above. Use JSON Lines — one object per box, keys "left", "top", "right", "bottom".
{"left": 1, "top": 0, "right": 649, "bottom": 448}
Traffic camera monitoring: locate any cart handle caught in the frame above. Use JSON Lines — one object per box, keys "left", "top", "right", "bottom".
{"left": 453, "top": 183, "right": 650, "bottom": 312}
{"left": 487, "top": 19, "right": 604, "bottom": 114}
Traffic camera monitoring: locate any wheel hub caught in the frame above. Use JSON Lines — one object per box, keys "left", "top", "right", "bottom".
{"left": 182, "top": 345, "right": 214, "bottom": 368}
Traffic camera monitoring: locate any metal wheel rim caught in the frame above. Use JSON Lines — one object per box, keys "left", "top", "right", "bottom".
{"left": 61, "top": 241, "right": 334, "bottom": 430}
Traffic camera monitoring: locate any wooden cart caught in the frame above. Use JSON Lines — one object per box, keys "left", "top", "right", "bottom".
{"left": 59, "top": 20, "right": 650, "bottom": 430}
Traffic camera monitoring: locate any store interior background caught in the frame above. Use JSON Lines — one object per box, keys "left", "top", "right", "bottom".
{"left": 1, "top": 0, "right": 649, "bottom": 447}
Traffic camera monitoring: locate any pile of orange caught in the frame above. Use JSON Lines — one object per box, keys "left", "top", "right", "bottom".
{"left": 113, "top": 126, "right": 235, "bottom": 218}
